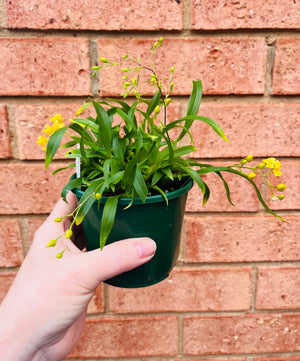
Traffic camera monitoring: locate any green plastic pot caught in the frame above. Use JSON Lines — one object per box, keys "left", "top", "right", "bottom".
{"left": 73, "top": 178, "right": 193, "bottom": 288}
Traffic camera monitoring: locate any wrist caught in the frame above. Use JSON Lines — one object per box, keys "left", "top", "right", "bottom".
{"left": 0, "top": 303, "right": 40, "bottom": 361}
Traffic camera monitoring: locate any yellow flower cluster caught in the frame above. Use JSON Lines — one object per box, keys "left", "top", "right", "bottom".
{"left": 37, "top": 114, "right": 65, "bottom": 151}
{"left": 263, "top": 157, "right": 282, "bottom": 177}
{"left": 238, "top": 155, "right": 286, "bottom": 202}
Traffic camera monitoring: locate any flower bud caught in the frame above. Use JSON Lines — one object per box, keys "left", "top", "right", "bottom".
{"left": 95, "top": 193, "right": 102, "bottom": 200}
{"left": 257, "top": 162, "right": 265, "bottom": 169}
{"left": 278, "top": 194, "right": 285, "bottom": 201}
{"left": 46, "top": 239, "right": 57, "bottom": 248}
{"left": 170, "top": 66, "right": 175, "bottom": 73}
{"left": 65, "top": 229, "right": 73, "bottom": 239}
{"left": 56, "top": 252, "right": 63, "bottom": 259}
{"left": 245, "top": 155, "right": 253, "bottom": 162}
{"left": 154, "top": 105, "right": 160, "bottom": 114}
{"left": 165, "top": 98, "right": 172, "bottom": 106}
{"left": 99, "top": 57, "right": 108, "bottom": 63}
{"left": 277, "top": 184, "right": 287, "bottom": 192}
{"left": 248, "top": 172, "right": 257, "bottom": 180}
{"left": 54, "top": 217, "right": 62, "bottom": 223}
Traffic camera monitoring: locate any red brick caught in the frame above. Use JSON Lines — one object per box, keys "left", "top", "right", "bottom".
{"left": 184, "top": 313, "right": 300, "bottom": 355}
{"left": 69, "top": 316, "right": 178, "bottom": 358}
{"left": 192, "top": 103, "right": 300, "bottom": 158}
{"left": 267, "top": 159, "right": 300, "bottom": 211}
{"left": 0, "top": 272, "right": 17, "bottom": 303}
{"left": 0, "top": 163, "right": 73, "bottom": 214}
{"left": 86, "top": 285, "right": 104, "bottom": 314}
{"left": 15, "top": 104, "right": 84, "bottom": 160}
{"left": 7, "top": 0, "right": 182, "bottom": 30}
{"left": 273, "top": 38, "right": 300, "bottom": 95}
{"left": 0, "top": 105, "right": 12, "bottom": 159}
{"left": 185, "top": 215, "right": 300, "bottom": 263}
{"left": 0, "top": 219, "right": 23, "bottom": 267}
{"left": 27, "top": 218, "right": 46, "bottom": 243}
{"left": 256, "top": 266, "right": 300, "bottom": 310}
{"left": 186, "top": 164, "right": 260, "bottom": 212}
{"left": 255, "top": 357, "right": 300, "bottom": 361}
{"left": 192, "top": 0, "right": 300, "bottom": 30}
{"left": 0, "top": 38, "right": 90, "bottom": 96}
{"left": 98, "top": 38, "right": 267, "bottom": 96}
{"left": 110, "top": 267, "right": 251, "bottom": 313}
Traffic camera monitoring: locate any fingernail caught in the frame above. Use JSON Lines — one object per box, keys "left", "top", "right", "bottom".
{"left": 136, "top": 238, "right": 156, "bottom": 259}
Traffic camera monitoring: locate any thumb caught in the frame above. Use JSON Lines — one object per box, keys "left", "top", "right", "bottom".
{"left": 69, "top": 238, "right": 156, "bottom": 291}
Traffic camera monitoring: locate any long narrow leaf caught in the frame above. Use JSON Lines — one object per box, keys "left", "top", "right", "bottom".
{"left": 45, "top": 127, "right": 67, "bottom": 168}
{"left": 100, "top": 196, "right": 119, "bottom": 249}
{"left": 133, "top": 166, "right": 148, "bottom": 202}
{"left": 93, "top": 101, "right": 112, "bottom": 154}
{"left": 186, "top": 80, "right": 203, "bottom": 116}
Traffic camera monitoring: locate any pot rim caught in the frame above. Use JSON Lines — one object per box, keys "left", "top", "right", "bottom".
{"left": 72, "top": 176, "right": 193, "bottom": 205}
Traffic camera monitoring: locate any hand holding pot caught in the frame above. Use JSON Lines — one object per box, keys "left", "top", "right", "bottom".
{"left": 0, "top": 192, "right": 156, "bottom": 361}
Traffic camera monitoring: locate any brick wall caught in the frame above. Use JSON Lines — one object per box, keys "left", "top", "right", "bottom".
{"left": 0, "top": 0, "right": 299, "bottom": 360}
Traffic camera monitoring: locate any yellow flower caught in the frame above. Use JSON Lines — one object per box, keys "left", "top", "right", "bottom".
{"left": 50, "top": 114, "right": 64, "bottom": 125}
{"left": 43, "top": 124, "right": 54, "bottom": 136}
{"left": 263, "top": 157, "right": 282, "bottom": 177}
{"left": 245, "top": 155, "right": 253, "bottom": 162}
{"left": 37, "top": 134, "right": 49, "bottom": 151}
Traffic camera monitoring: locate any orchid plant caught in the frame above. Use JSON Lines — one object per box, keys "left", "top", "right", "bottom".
{"left": 37, "top": 38, "right": 286, "bottom": 257}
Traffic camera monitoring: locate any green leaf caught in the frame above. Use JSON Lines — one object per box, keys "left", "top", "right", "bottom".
{"left": 133, "top": 166, "right": 148, "bottom": 202}
{"left": 93, "top": 101, "right": 112, "bottom": 154}
{"left": 122, "top": 157, "right": 137, "bottom": 189}
{"left": 174, "top": 115, "right": 228, "bottom": 143}
{"left": 61, "top": 177, "right": 83, "bottom": 201}
{"left": 112, "top": 136, "right": 124, "bottom": 162}
{"left": 45, "top": 127, "right": 68, "bottom": 168}
{"left": 146, "top": 90, "right": 161, "bottom": 117}
{"left": 151, "top": 184, "right": 168, "bottom": 206}
{"left": 52, "top": 163, "right": 76, "bottom": 176}
{"left": 186, "top": 80, "right": 202, "bottom": 116}
{"left": 100, "top": 196, "right": 119, "bottom": 249}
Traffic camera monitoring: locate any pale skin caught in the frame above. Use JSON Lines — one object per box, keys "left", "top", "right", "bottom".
{"left": 0, "top": 192, "right": 156, "bottom": 361}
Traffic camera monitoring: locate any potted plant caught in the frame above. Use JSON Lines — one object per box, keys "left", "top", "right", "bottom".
{"left": 38, "top": 38, "right": 286, "bottom": 288}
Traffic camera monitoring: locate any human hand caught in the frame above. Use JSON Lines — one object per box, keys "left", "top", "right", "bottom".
{"left": 0, "top": 192, "right": 156, "bottom": 361}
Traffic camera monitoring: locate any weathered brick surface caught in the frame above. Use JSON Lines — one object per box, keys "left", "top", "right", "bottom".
{"left": 15, "top": 104, "right": 84, "bottom": 160}
{"left": 0, "top": 105, "right": 12, "bottom": 159}
{"left": 185, "top": 215, "right": 300, "bottom": 263}
{"left": 192, "top": 103, "right": 300, "bottom": 158}
{"left": 256, "top": 266, "right": 300, "bottom": 310}
{"left": 69, "top": 316, "right": 178, "bottom": 358}
{"left": 255, "top": 357, "right": 300, "bottom": 361}
{"left": 0, "top": 272, "right": 17, "bottom": 304}
{"left": 273, "top": 37, "right": 300, "bottom": 95}
{"left": 267, "top": 159, "right": 300, "bottom": 210}
{"left": 184, "top": 313, "right": 300, "bottom": 355}
{"left": 0, "top": 163, "right": 73, "bottom": 214}
{"left": 192, "top": 0, "right": 300, "bottom": 30}
{"left": 0, "top": 38, "right": 91, "bottom": 96}
{"left": 0, "top": 219, "right": 23, "bottom": 267}
{"left": 98, "top": 38, "right": 267, "bottom": 96}
{"left": 186, "top": 165, "right": 260, "bottom": 212}
{"left": 109, "top": 268, "right": 251, "bottom": 313}
{"left": 7, "top": 0, "right": 182, "bottom": 30}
